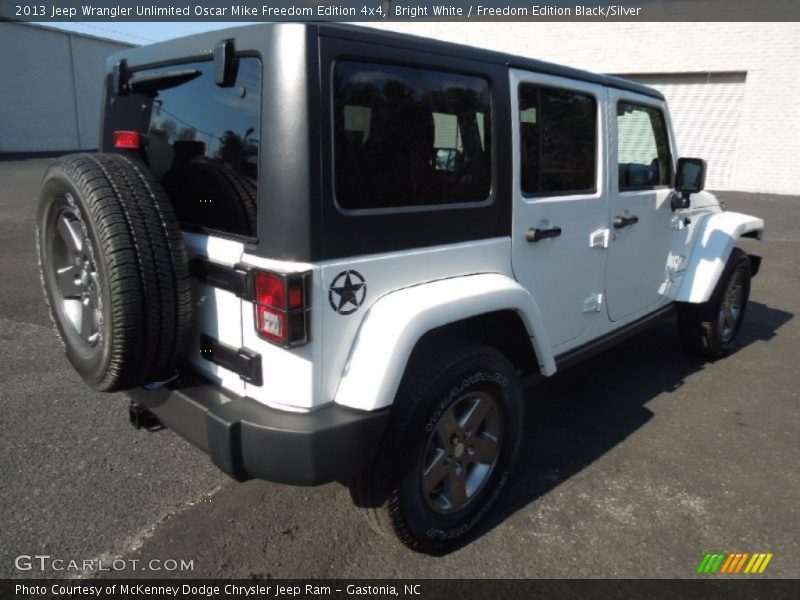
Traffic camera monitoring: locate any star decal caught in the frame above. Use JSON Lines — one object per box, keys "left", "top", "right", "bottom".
{"left": 328, "top": 270, "right": 367, "bottom": 315}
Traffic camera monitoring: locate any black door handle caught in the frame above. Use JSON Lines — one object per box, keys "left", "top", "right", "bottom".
{"left": 526, "top": 226, "right": 562, "bottom": 243}
{"left": 613, "top": 215, "right": 639, "bottom": 229}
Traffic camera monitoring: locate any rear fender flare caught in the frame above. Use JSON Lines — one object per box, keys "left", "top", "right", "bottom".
{"left": 333, "top": 273, "right": 555, "bottom": 412}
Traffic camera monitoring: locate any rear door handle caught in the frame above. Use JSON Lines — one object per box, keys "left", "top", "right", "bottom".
{"left": 526, "top": 226, "right": 562, "bottom": 243}
{"left": 613, "top": 215, "right": 639, "bottom": 229}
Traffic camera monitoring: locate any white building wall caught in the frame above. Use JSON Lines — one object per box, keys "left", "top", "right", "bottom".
{"left": 0, "top": 23, "right": 131, "bottom": 153}
{"left": 367, "top": 22, "right": 800, "bottom": 195}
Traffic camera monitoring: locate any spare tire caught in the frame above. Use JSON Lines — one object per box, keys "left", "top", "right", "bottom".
{"left": 36, "top": 153, "right": 192, "bottom": 391}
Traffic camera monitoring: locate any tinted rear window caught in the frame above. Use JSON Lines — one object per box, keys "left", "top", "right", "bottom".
{"left": 145, "top": 57, "right": 261, "bottom": 238}
{"left": 333, "top": 61, "right": 492, "bottom": 211}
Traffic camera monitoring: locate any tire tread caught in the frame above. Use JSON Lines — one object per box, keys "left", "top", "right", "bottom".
{"left": 37, "top": 153, "right": 191, "bottom": 391}
{"left": 351, "top": 340, "right": 519, "bottom": 552}
{"left": 678, "top": 247, "right": 751, "bottom": 359}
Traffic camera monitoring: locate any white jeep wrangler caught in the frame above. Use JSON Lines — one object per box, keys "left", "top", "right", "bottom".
{"left": 36, "top": 24, "right": 763, "bottom": 552}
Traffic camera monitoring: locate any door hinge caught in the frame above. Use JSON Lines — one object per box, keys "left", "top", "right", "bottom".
{"left": 200, "top": 334, "right": 262, "bottom": 386}
{"left": 190, "top": 258, "right": 252, "bottom": 299}
{"left": 589, "top": 228, "right": 610, "bottom": 249}
{"left": 583, "top": 292, "right": 604, "bottom": 313}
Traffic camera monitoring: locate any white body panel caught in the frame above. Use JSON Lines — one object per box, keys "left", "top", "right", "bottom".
{"left": 240, "top": 297, "right": 317, "bottom": 412}
{"left": 334, "top": 273, "right": 554, "bottom": 411}
{"left": 320, "top": 239, "right": 536, "bottom": 409}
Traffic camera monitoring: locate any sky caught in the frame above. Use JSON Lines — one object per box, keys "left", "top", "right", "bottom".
{"left": 41, "top": 22, "right": 250, "bottom": 45}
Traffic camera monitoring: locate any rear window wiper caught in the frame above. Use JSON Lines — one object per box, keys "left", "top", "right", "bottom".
{"left": 126, "top": 69, "right": 201, "bottom": 94}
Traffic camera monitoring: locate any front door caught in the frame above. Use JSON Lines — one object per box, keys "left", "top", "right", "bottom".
{"left": 605, "top": 91, "right": 676, "bottom": 321}
{"left": 510, "top": 70, "right": 609, "bottom": 351}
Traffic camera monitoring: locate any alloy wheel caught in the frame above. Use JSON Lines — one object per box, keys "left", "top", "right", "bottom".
{"left": 718, "top": 269, "right": 744, "bottom": 343}
{"left": 51, "top": 203, "right": 102, "bottom": 345}
{"left": 421, "top": 391, "right": 503, "bottom": 514}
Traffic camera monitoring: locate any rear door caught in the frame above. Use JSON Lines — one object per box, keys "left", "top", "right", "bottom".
{"left": 605, "top": 91, "right": 676, "bottom": 321}
{"left": 141, "top": 56, "right": 262, "bottom": 393}
{"left": 510, "top": 70, "right": 609, "bottom": 351}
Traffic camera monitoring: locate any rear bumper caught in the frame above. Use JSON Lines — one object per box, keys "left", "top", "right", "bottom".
{"left": 128, "top": 371, "right": 389, "bottom": 486}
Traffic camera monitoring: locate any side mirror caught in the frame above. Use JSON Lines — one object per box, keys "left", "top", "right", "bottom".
{"left": 672, "top": 157, "right": 707, "bottom": 210}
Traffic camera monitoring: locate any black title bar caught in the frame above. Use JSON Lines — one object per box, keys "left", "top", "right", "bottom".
{"left": 4, "top": 579, "right": 800, "bottom": 600}
{"left": 1, "top": 0, "right": 799, "bottom": 23}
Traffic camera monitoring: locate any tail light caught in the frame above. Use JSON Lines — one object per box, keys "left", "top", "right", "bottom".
{"left": 252, "top": 270, "right": 310, "bottom": 347}
{"left": 113, "top": 130, "right": 140, "bottom": 150}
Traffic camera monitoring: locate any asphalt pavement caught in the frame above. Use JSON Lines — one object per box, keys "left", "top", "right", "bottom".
{"left": 1, "top": 157, "right": 797, "bottom": 579}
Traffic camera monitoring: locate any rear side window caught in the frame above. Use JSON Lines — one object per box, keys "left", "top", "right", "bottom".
{"left": 333, "top": 61, "right": 492, "bottom": 211}
{"left": 617, "top": 102, "right": 671, "bottom": 189}
{"left": 519, "top": 84, "right": 597, "bottom": 195}
{"left": 145, "top": 57, "right": 261, "bottom": 238}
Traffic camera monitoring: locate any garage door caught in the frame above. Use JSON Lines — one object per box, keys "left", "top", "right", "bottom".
{"left": 613, "top": 72, "right": 746, "bottom": 190}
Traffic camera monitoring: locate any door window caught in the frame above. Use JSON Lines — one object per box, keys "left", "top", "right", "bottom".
{"left": 617, "top": 102, "right": 671, "bottom": 190}
{"left": 519, "top": 84, "right": 597, "bottom": 195}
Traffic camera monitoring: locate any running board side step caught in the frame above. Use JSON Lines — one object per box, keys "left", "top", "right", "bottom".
{"left": 555, "top": 304, "right": 677, "bottom": 372}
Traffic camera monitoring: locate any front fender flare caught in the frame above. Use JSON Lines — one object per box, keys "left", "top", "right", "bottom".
{"left": 676, "top": 211, "right": 764, "bottom": 304}
{"left": 333, "top": 273, "right": 555, "bottom": 412}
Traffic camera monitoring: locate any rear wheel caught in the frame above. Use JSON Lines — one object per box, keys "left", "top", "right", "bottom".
{"left": 678, "top": 247, "right": 751, "bottom": 359}
{"left": 36, "top": 153, "right": 191, "bottom": 391}
{"left": 350, "top": 341, "right": 524, "bottom": 553}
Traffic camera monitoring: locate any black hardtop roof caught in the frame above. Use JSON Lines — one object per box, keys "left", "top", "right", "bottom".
{"left": 111, "top": 22, "right": 663, "bottom": 101}
{"left": 318, "top": 23, "right": 664, "bottom": 100}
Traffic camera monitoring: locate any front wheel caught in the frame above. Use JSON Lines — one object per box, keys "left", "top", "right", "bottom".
{"left": 350, "top": 341, "right": 524, "bottom": 553}
{"left": 678, "top": 247, "right": 752, "bottom": 359}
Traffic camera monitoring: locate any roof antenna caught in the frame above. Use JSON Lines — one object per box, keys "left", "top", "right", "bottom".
{"left": 382, "top": 0, "right": 392, "bottom": 19}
